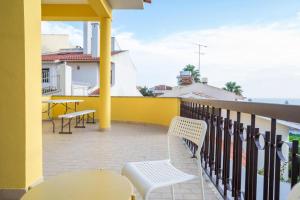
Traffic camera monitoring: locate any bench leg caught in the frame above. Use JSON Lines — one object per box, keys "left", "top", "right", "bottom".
{"left": 75, "top": 116, "right": 79, "bottom": 127}
{"left": 75, "top": 115, "right": 86, "bottom": 128}
{"left": 87, "top": 112, "right": 96, "bottom": 124}
{"left": 59, "top": 118, "right": 72, "bottom": 134}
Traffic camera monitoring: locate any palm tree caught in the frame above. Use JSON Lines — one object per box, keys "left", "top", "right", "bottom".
{"left": 223, "top": 82, "right": 243, "bottom": 95}
{"left": 183, "top": 64, "right": 200, "bottom": 83}
{"left": 139, "top": 86, "right": 154, "bottom": 96}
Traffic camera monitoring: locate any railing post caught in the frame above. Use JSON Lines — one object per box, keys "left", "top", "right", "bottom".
{"left": 236, "top": 122, "right": 243, "bottom": 198}
{"left": 232, "top": 111, "right": 241, "bottom": 198}
{"left": 204, "top": 106, "right": 210, "bottom": 169}
{"left": 263, "top": 131, "right": 271, "bottom": 200}
{"left": 291, "top": 140, "right": 299, "bottom": 188}
{"left": 215, "top": 115, "right": 223, "bottom": 185}
{"left": 274, "top": 135, "right": 282, "bottom": 200}
{"left": 248, "top": 114, "right": 257, "bottom": 200}
{"left": 251, "top": 127, "right": 259, "bottom": 200}
{"left": 222, "top": 110, "right": 231, "bottom": 197}
{"left": 269, "top": 119, "right": 277, "bottom": 200}
{"left": 209, "top": 107, "right": 216, "bottom": 176}
{"left": 245, "top": 125, "right": 252, "bottom": 200}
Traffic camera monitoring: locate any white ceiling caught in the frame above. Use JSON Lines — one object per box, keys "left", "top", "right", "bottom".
{"left": 42, "top": 0, "right": 144, "bottom": 9}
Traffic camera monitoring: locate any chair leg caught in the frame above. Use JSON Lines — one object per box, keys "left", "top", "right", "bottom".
{"left": 200, "top": 167, "right": 205, "bottom": 200}
{"left": 171, "top": 185, "right": 175, "bottom": 200}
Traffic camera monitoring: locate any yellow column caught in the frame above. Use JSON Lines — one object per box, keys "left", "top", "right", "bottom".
{"left": 0, "top": 0, "right": 42, "bottom": 198}
{"left": 99, "top": 18, "right": 112, "bottom": 130}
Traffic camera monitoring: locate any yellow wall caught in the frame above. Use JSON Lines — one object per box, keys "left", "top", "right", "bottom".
{"left": 50, "top": 96, "right": 180, "bottom": 126}
{"left": 42, "top": 96, "right": 52, "bottom": 120}
{"left": 0, "top": 0, "right": 42, "bottom": 189}
{"left": 112, "top": 97, "right": 180, "bottom": 126}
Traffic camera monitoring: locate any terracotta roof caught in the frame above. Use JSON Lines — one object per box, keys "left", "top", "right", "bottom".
{"left": 89, "top": 88, "right": 100, "bottom": 96}
{"left": 144, "top": 0, "right": 151, "bottom": 3}
{"left": 42, "top": 50, "right": 126, "bottom": 62}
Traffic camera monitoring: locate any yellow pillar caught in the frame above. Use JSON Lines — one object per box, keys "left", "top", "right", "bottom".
{"left": 0, "top": 0, "right": 42, "bottom": 198}
{"left": 99, "top": 18, "right": 112, "bottom": 130}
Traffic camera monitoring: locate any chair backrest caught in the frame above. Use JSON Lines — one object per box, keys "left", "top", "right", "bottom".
{"left": 167, "top": 116, "right": 207, "bottom": 159}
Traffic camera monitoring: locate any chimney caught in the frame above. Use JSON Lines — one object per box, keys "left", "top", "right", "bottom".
{"left": 83, "top": 22, "right": 92, "bottom": 54}
{"left": 111, "top": 37, "right": 116, "bottom": 51}
{"left": 91, "top": 22, "right": 100, "bottom": 58}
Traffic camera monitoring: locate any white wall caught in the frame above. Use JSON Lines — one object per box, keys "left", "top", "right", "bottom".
{"left": 72, "top": 84, "right": 89, "bottom": 96}
{"left": 67, "top": 52, "right": 141, "bottom": 96}
{"left": 111, "top": 51, "right": 142, "bottom": 96}
{"left": 57, "top": 63, "right": 72, "bottom": 96}
{"left": 68, "top": 62, "right": 99, "bottom": 88}
{"left": 42, "top": 63, "right": 62, "bottom": 92}
{"left": 42, "top": 51, "right": 142, "bottom": 96}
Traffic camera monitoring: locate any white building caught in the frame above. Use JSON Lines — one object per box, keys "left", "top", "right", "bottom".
{"left": 42, "top": 22, "right": 142, "bottom": 96}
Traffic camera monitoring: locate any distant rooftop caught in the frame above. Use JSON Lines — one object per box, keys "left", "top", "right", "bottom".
{"left": 161, "top": 83, "right": 245, "bottom": 101}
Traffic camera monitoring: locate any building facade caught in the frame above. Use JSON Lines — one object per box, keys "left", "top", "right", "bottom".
{"left": 42, "top": 22, "right": 141, "bottom": 96}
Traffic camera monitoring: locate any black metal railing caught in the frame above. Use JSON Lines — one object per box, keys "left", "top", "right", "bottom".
{"left": 180, "top": 98, "right": 300, "bottom": 200}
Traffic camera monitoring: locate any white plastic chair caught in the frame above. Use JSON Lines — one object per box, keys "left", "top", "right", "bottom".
{"left": 288, "top": 182, "right": 300, "bottom": 200}
{"left": 122, "top": 116, "right": 207, "bottom": 200}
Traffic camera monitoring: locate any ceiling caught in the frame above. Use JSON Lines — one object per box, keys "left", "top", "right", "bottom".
{"left": 108, "top": 0, "right": 144, "bottom": 9}
{"left": 42, "top": 0, "right": 145, "bottom": 9}
{"left": 42, "top": 0, "right": 88, "bottom": 4}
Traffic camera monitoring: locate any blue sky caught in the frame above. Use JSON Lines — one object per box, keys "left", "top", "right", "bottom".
{"left": 42, "top": 1, "right": 300, "bottom": 98}
{"left": 112, "top": 0, "right": 300, "bottom": 40}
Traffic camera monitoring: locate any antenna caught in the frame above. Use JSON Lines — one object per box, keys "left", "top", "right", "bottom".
{"left": 194, "top": 43, "right": 207, "bottom": 78}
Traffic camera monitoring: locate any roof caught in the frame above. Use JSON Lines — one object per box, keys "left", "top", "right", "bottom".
{"left": 161, "top": 83, "right": 245, "bottom": 101}
{"left": 89, "top": 88, "right": 100, "bottom": 96}
{"left": 151, "top": 85, "right": 173, "bottom": 91}
{"left": 42, "top": 51, "right": 126, "bottom": 62}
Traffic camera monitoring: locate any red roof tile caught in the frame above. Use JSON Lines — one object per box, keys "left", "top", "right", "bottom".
{"left": 89, "top": 88, "right": 100, "bottom": 96}
{"left": 42, "top": 50, "right": 126, "bottom": 62}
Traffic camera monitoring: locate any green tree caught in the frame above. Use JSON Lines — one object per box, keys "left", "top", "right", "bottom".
{"left": 139, "top": 86, "right": 154, "bottom": 97}
{"left": 183, "top": 64, "right": 200, "bottom": 83}
{"left": 223, "top": 82, "right": 243, "bottom": 95}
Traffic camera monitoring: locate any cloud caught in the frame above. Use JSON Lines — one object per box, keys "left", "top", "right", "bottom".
{"left": 297, "top": 11, "right": 300, "bottom": 20}
{"left": 41, "top": 22, "right": 83, "bottom": 46}
{"left": 40, "top": 16, "right": 300, "bottom": 98}
{"left": 115, "top": 16, "right": 300, "bottom": 98}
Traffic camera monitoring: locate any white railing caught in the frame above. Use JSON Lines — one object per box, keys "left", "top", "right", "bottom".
{"left": 42, "top": 74, "right": 60, "bottom": 95}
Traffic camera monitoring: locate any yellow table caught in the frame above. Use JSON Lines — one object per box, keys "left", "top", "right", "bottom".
{"left": 21, "top": 170, "right": 135, "bottom": 200}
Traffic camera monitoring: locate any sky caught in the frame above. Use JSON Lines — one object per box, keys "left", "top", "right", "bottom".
{"left": 42, "top": 0, "right": 300, "bottom": 98}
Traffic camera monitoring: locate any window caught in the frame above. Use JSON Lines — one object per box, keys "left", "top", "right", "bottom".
{"left": 42, "top": 69, "right": 50, "bottom": 83}
{"left": 111, "top": 63, "right": 115, "bottom": 86}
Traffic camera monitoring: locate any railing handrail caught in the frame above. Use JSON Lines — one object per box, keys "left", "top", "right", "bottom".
{"left": 181, "top": 98, "right": 300, "bottom": 124}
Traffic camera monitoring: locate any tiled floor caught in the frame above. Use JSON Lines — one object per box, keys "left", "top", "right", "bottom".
{"left": 43, "top": 121, "right": 220, "bottom": 200}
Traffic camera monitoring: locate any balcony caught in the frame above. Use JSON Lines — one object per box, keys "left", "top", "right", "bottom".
{"left": 40, "top": 96, "right": 300, "bottom": 200}
{"left": 42, "top": 120, "right": 219, "bottom": 200}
